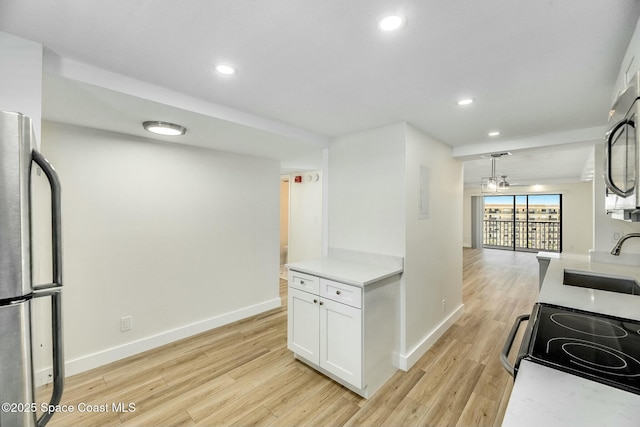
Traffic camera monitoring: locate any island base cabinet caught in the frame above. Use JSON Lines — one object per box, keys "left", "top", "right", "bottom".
{"left": 287, "top": 270, "right": 398, "bottom": 398}
{"left": 287, "top": 288, "right": 362, "bottom": 388}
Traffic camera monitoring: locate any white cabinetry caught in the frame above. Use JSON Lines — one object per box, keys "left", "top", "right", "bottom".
{"left": 319, "top": 296, "right": 362, "bottom": 387}
{"left": 287, "top": 268, "right": 397, "bottom": 398}
{"left": 288, "top": 287, "right": 320, "bottom": 363}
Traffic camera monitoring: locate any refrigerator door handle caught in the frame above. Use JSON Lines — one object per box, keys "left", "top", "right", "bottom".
{"left": 32, "top": 150, "right": 62, "bottom": 289}
{"left": 32, "top": 290, "right": 64, "bottom": 427}
{"left": 31, "top": 149, "right": 64, "bottom": 427}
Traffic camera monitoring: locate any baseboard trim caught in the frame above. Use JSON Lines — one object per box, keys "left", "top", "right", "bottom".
{"left": 63, "top": 297, "right": 282, "bottom": 377}
{"left": 397, "top": 303, "right": 464, "bottom": 371}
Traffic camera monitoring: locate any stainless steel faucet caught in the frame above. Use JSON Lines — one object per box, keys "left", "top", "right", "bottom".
{"left": 610, "top": 233, "right": 640, "bottom": 255}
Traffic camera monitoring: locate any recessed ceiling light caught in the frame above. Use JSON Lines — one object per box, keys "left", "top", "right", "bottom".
{"left": 215, "top": 64, "right": 236, "bottom": 75}
{"left": 488, "top": 131, "right": 501, "bottom": 137}
{"left": 457, "top": 98, "right": 475, "bottom": 106}
{"left": 143, "top": 121, "right": 187, "bottom": 136}
{"left": 379, "top": 15, "right": 404, "bottom": 31}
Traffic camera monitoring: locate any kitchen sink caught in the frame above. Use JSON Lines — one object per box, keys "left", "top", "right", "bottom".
{"left": 563, "top": 269, "right": 640, "bottom": 295}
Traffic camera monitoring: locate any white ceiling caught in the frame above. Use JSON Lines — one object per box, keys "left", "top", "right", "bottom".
{"left": 463, "top": 142, "right": 596, "bottom": 188}
{"left": 41, "top": 74, "right": 327, "bottom": 164}
{"left": 1, "top": 0, "right": 639, "bottom": 183}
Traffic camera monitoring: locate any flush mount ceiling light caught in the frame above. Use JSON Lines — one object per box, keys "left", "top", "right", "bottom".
{"left": 488, "top": 130, "right": 501, "bottom": 137}
{"left": 379, "top": 15, "right": 404, "bottom": 31}
{"left": 215, "top": 64, "right": 237, "bottom": 75}
{"left": 457, "top": 98, "right": 475, "bottom": 106}
{"left": 142, "top": 121, "right": 187, "bottom": 136}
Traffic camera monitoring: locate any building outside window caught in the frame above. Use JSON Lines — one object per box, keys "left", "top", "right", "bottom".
{"left": 483, "top": 194, "right": 561, "bottom": 252}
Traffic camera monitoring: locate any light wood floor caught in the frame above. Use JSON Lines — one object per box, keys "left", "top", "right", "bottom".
{"left": 42, "top": 248, "right": 540, "bottom": 427}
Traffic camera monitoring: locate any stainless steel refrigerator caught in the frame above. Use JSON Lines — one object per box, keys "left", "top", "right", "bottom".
{"left": 0, "top": 111, "right": 64, "bottom": 427}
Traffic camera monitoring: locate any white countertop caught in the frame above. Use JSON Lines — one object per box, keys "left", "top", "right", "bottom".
{"left": 286, "top": 257, "right": 403, "bottom": 287}
{"left": 539, "top": 254, "right": 640, "bottom": 321}
{"left": 503, "top": 254, "right": 640, "bottom": 427}
{"left": 503, "top": 360, "right": 640, "bottom": 427}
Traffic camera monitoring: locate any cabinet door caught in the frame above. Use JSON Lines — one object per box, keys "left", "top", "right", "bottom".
{"left": 288, "top": 288, "right": 320, "bottom": 364}
{"left": 319, "top": 298, "right": 362, "bottom": 388}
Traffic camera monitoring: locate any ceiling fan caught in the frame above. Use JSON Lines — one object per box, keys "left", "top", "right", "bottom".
{"left": 497, "top": 175, "right": 510, "bottom": 191}
{"left": 481, "top": 152, "right": 512, "bottom": 193}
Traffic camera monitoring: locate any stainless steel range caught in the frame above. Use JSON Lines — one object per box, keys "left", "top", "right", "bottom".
{"left": 503, "top": 303, "right": 640, "bottom": 395}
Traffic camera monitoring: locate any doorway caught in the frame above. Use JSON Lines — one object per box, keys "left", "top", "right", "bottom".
{"left": 483, "top": 194, "right": 562, "bottom": 252}
{"left": 279, "top": 176, "right": 289, "bottom": 279}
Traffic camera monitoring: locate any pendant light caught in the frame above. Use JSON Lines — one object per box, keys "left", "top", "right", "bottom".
{"left": 481, "top": 153, "right": 511, "bottom": 193}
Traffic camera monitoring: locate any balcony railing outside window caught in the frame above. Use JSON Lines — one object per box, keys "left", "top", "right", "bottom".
{"left": 483, "top": 220, "right": 560, "bottom": 251}
{"left": 483, "top": 194, "right": 561, "bottom": 252}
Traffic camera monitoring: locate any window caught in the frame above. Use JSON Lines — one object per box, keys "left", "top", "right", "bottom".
{"left": 483, "top": 194, "right": 562, "bottom": 252}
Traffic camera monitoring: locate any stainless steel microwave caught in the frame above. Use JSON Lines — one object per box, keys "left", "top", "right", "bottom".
{"left": 605, "top": 72, "right": 640, "bottom": 221}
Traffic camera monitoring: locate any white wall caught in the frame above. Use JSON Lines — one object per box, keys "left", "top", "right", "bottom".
{"left": 403, "top": 124, "right": 463, "bottom": 365}
{"left": 327, "top": 122, "right": 463, "bottom": 369}
{"left": 0, "top": 31, "right": 42, "bottom": 145}
{"left": 41, "top": 121, "right": 281, "bottom": 375}
{"left": 328, "top": 123, "right": 406, "bottom": 256}
{"left": 287, "top": 170, "right": 323, "bottom": 263}
{"left": 463, "top": 181, "right": 594, "bottom": 255}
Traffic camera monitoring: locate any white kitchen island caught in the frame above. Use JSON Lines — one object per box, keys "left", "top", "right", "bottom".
{"left": 502, "top": 254, "right": 640, "bottom": 427}
{"left": 286, "top": 250, "right": 403, "bottom": 398}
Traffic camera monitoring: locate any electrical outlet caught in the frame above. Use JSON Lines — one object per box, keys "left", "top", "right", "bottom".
{"left": 441, "top": 299, "right": 446, "bottom": 313}
{"left": 120, "top": 316, "right": 133, "bottom": 332}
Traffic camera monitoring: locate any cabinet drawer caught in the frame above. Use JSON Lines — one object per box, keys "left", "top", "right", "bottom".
{"left": 288, "top": 270, "right": 319, "bottom": 293}
{"left": 320, "top": 278, "right": 362, "bottom": 309}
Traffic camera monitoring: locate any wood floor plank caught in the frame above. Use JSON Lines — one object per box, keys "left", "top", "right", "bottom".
{"left": 117, "top": 373, "right": 236, "bottom": 423}
{"left": 265, "top": 380, "right": 347, "bottom": 426}
{"left": 121, "top": 408, "right": 196, "bottom": 427}
{"left": 465, "top": 318, "right": 506, "bottom": 364}
{"left": 493, "top": 372, "right": 516, "bottom": 427}
{"left": 419, "top": 359, "right": 485, "bottom": 426}
{"left": 456, "top": 391, "right": 501, "bottom": 427}
{"left": 342, "top": 401, "right": 392, "bottom": 427}
{"left": 43, "top": 249, "right": 540, "bottom": 427}
{"left": 472, "top": 355, "right": 512, "bottom": 403}
{"left": 260, "top": 368, "right": 334, "bottom": 416}
{"left": 226, "top": 347, "right": 292, "bottom": 382}
{"left": 188, "top": 366, "right": 306, "bottom": 425}
{"left": 382, "top": 397, "right": 430, "bottom": 426}
{"left": 305, "top": 396, "right": 361, "bottom": 427}
{"left": 229, "top": 406, "right": 277, "bottom": 427}
{"left": 406, "top": 339, "right": 472, "bottom": 407}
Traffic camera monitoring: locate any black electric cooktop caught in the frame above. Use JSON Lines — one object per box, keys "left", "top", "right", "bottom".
{"left": 522, "top": 303, "right": 640, "bottom": 394}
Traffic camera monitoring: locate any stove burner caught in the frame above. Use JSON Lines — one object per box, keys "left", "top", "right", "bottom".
{"left": 545, "top": 337, "right": 640, "bottom": 377}
{"left": 550, "top": 313, "right": 628, "bottom": 338}
{"left": 525, "top": 304, "right": 640, "bottom": 395}
{"left": 563, "top": 342, "right": 626, "bottom": 371}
